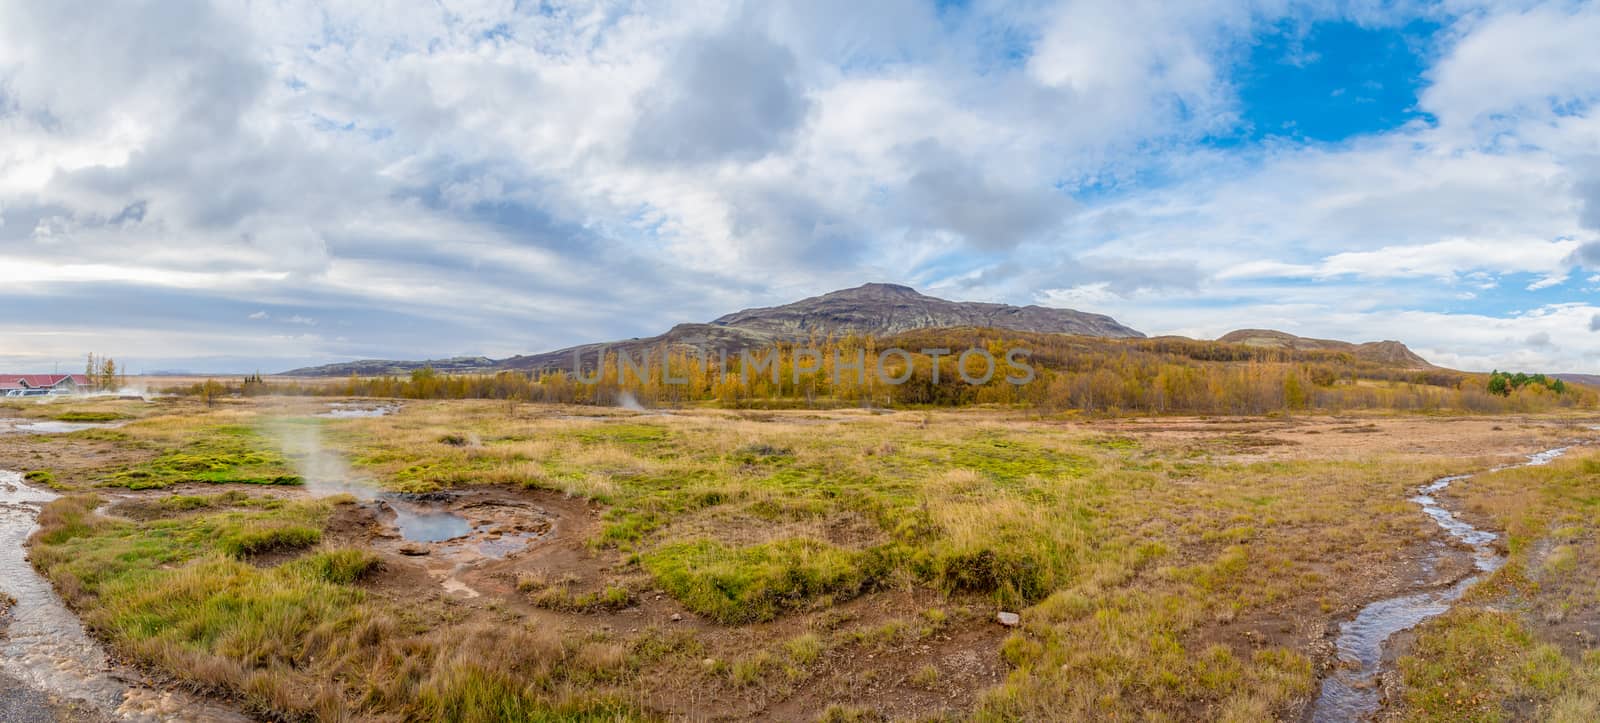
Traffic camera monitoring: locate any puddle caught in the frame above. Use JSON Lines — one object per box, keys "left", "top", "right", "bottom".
{"left": 0, "top": 418, "right": 123, "bottom": 435}
{"left": 268, "top": 416, "right": 555, "bottom": 605}
{"left": 0, "top": 470, "right": 246, "bottom": 721}
{"left": 477, "top": 531, "right": 543, "bottom": 559}
{"left": 389, "top": 501, "right": 473, "bottom": 542}
{"left": 317, "top": 403, "right": 400, "bottom": 418}
{"left": 1311, "top": 447, "right": 1569, "bottom": 721}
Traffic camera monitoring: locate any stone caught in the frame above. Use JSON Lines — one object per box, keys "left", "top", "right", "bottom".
{"left": 397, "top": 544, "right": 430, "bottom": 556}
{"left": 996, "top": 611, "right": 1021, "bottom": 627}
{"left": 670, "top": 613, "right": 683, "bottom": 622}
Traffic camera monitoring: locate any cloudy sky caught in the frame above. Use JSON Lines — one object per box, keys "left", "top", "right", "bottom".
{"left": 3, "top": 0, "right": 1600, "bottom": 373}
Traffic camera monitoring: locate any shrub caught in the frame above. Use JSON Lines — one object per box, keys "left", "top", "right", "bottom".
{"left": 926, "top": 547, "right": 1049, "bottom": 603}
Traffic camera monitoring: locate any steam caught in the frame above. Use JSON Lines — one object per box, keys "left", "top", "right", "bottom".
{"left": 25, "top": 387, "right": 167, "bottom": 403}
{"left": 261, "top": 417, "right": 373, "bottom": 499}
{"left": 616, "top": 390, "right": 646, "bottom": 412}
{"left": 261, "top": 410, "right": 477, "bottom": 545}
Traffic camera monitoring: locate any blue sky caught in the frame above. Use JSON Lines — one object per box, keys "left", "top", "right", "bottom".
{"left": 2, "top": 0, "right": 1599, "bottom": 373}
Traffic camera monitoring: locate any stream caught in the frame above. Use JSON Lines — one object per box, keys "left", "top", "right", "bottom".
{"left": 1, "top": 470, "right": 248, "bottom": 721}
{"left": 1309, "top": 446, "right": 1569, "bottom": 721}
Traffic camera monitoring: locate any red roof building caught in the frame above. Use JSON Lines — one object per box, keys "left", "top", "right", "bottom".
{"left": 0, "top": 374, "right": 92, "bottom": 393}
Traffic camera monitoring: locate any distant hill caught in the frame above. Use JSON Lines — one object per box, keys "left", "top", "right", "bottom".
{"left": 1216, "top": 329, "right": 1434, "bottom": 369}
{"left": 281, "top": 283, "right": 1145, "bottom": 376}
{"left": 1553, "top": 373, "right": 1600, "bottom": 391}
{"left": 278, "top": 356, "right": 497, "bottom": 377}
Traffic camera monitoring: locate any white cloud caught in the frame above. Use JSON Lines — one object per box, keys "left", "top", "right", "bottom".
{"left": 1422, "top": 3, "right": 1600, "bottom": 134}
{"left": 3, "top": 0, "right": 1600, "bottom": 373}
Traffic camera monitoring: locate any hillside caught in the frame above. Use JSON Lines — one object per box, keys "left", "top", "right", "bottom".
{"left": 276, "top": 356, "right": 497, "bottom": 377}
{"left": 282, "top": 283, "right": 1144, "bottom": 376}
{"left": 1553, "top": 373, "right": 1600, "bottom": 391}
{"left": 1217, "top": 329, "right": 1433, "bottom": 368}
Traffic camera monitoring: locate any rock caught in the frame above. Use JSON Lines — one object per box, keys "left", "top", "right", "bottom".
{"left": 398, "top": 544, "right": 430, "bottom": 556}
{"left": 996, "top": 611, "right": 1021, "bottom": 627}
{"left": 670, "top": 613, "right": 683, "bottom": 622}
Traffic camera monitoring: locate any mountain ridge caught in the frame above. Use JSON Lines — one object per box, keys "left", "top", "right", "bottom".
{"left": 279, "top": 283, "right": 1143, "bottom": 376}
{"left": 278, "top": 285, "right": 1436, "bottom": 376}
{"left": 1215, "top": 328, "right": 1433, "bottom": 368}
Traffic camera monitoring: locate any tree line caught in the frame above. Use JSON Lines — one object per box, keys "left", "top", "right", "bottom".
{"left": 1486, "top": 370, "right": 1567, "bottom": 397}
{"left": 166, "top": 330, "right": 1599, "bottom": 415}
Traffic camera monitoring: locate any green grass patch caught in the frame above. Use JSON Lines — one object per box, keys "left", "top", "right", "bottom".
{"left": 216, "top": 522, "right": 322, "bottom": 558}
{"left": 904, "top": 434, "right": 1092, "bottom": 484}
{"left": 285, "top": 548, "right": 381, "bottom": 584}
{"left": 573, "top": 423, "right": 669, "bottom": 447}
{"left": 53, "top": 411, "right": 127, "bottom": 422}
{"left": 105, "top": 426, "right": 301, "bottom": 489}
{"left": 23, "top": 469, "right": 58, "bottom": 488}
{"left": 642, "top": 538, "right": 884, "bottom": 623}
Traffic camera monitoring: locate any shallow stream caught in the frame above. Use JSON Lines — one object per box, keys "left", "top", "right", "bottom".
{"left": 1309, "top": 447, "right": 1568, "bottom": 721}
{"left": 0, "top": 470, "right": 247, "bottom": 721}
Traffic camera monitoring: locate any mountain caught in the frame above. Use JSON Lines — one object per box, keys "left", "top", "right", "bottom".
{"left": 280, "top": 283, "right": 1143, "bottom": 376}
{"left": 498, "top": 283, "right": 1143, "bottom": 372}
{"left": 710, "top": 283, "right": 1143, "bottom": 339}
{"left": 1216, "top": 329, "right": 1433, "bottom": 368}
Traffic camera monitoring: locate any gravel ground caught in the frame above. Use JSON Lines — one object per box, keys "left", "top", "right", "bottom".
{"left": 0, "top": 671, "right": 76, "bottom": 723}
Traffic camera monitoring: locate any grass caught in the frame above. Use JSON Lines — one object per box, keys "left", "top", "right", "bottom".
{"left": 642, "top": 538, "right": 885, "bottom": 623}
{"left": 52, "top": 411, "right": 127, "bottom": 422}
{"left": 103, "top": 424, "right": 302, "bottom": 489}
{"left": 215, "top": 521, "right": 322, "bottom": 558}
{"left": 27, "top": 492, "right": 649, "bottom": 721}
{"left": 19, "top": 396, "right": 1594, "bottom": 720}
